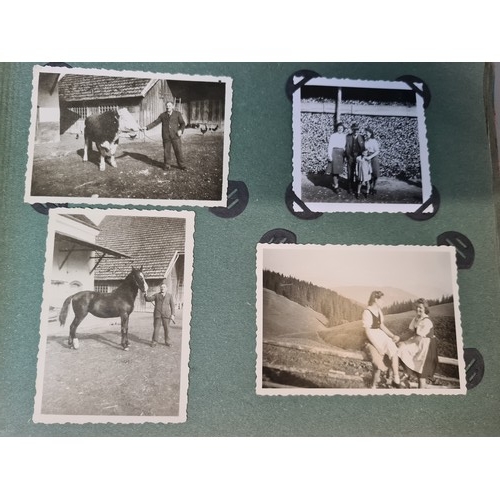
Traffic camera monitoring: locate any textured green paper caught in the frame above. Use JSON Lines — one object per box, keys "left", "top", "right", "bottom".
{"left": 1, "top": 62, "right": 499, "bottom": 436}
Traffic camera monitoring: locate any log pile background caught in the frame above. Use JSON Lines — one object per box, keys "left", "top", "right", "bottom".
{"left": 300, "top": 98, "right": 421, "bottom": 181}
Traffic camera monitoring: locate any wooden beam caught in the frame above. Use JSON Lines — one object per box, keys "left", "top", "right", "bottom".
{"left": 89, "top": 253, "right": 105, "bottom": 275}
{"left": 336, "top": 88, "right": 342, "bottom": 125}
{"left": 301, "top": 102, "right": 419, "bottom": 117}
{"left": 58, "top": 243, "right": 76, "bottom": 270}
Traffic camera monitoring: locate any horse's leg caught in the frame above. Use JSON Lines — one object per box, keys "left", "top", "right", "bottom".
{"left": 121, "top": 313, "right": 130, "bottom": 350}
{"left": 69, "top": 297, "right": 89, "bottom": 350}
{"left": 68, "top": 314, "right": 85, "bottom": 350}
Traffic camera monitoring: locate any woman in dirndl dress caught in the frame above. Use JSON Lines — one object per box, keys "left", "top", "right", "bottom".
{"left": 398, "top": 299, "right": 438, "bottom": 389}
{"left": 327, "top": 122, "right": 346, "bottom": 193}
{"left": 362, "top": 290, "right": 401, "bottom": 388}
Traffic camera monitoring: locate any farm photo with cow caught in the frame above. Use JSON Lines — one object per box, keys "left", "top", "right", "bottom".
{"left": 256, "top": 244, "right": 467, "bottom": 395}
{"left": 25, "top": 66, "right": 232, "bottom": 207}
{"left": 292, "top": 76, "right": 432, "bottom": 213}
{"left": 33, "top": 208, "right": 194, "bottom": 424}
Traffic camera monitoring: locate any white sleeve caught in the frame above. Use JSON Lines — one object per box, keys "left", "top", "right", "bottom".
{"left": 415, "top": 317, "right": 432, "bottom": 337}
{"left": 327, "top": 135, "right": 334, "bottom": 161}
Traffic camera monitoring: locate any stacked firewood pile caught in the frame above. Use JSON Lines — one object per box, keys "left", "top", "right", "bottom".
{"left": 300, "top": 109, "right": 421, "bottom": 181}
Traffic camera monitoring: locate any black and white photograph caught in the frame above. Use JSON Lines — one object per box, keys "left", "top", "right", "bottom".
{"left": 256, "top": 244, "right": 466, "bottom": 395}
{"left": 25, "top": 66, "right": 232, "bottom": 207}
{"left": 33, "top": 208, "right": 194, "bottom": 424}
{"left": 292, "top": 77, "right": 432, "bottom": 213}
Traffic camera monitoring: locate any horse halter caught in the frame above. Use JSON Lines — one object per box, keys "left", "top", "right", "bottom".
{"left": 132, "top": 269, "right": 148, "bottom": 293}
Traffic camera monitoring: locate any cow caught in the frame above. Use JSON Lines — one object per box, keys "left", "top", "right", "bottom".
{"left": 82, "top": 108, "right": 140, "bottom": 171}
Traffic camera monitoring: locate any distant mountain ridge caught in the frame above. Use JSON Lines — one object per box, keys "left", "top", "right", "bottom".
{"left": 333, "top": 286, "right": 419, "bottom": 308}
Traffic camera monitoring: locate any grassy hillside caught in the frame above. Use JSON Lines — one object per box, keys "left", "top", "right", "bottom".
{"left": 263, "top": 289, "right": 329, "bottom": 340}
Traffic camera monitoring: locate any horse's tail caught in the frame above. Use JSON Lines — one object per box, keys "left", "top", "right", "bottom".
{"left": 59, "top": 295, "right": 74, "bottom": 326}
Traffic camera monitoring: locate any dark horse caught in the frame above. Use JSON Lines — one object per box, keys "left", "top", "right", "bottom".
{"left": 58, "top": 266, "right": 148, "bottom": 350}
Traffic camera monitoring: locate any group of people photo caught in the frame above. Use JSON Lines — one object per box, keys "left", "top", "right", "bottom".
{"left": 363, "top": 291, "right": 438, "bottom": 389}
{"left": 327, "top": 122, "right": 380, "bottom": 199}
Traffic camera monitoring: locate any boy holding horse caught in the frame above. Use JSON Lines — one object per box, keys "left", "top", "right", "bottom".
{"left": 145, "top": 283, "right": 176, "bottom": 347}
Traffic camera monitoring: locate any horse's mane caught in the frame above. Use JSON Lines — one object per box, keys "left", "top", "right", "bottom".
{"left": 113, "top": 269, "right": 141, "bottom": 295}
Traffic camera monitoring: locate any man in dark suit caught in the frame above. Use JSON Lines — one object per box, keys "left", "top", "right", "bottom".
{"left": 345, "top": 123, "right": 365, "bottom": 194}
{"left": 144, "top": 100, "right": 186, "bottom": 170}
{"left": 145, "top": 283, "right": 176, "bottom": 347}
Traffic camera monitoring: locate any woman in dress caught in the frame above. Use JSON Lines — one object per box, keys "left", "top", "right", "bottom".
{"left": 362, "top": 290, "right": 401, "bottom": 388}
{"left": 398, "top": 299, "right": 438, "bottom": 389}
{"left": 327, "top": 122, "right": 347, "bottom": 193}
{"left": 364, "top": 127, "right": 380, "bottom": 195}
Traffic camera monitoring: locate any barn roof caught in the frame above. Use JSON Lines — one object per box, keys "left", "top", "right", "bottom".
{"left": 61, "top": 213, "right": 100, "bottom": 230}
{"left": 59, "top": 74, "right": 153, "bottom": 102}
{"left": 95, "top": 215, "right": 185, "bottom": 280}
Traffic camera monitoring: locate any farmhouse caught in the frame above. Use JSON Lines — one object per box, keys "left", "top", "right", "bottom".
{"left": 35, "top": 71, "right": 227, "bottom": 144}
{"left": 49, "top": 214, "right": 130, "bottom": 314}
{"left": 58, "top": 74, "right": 227, "bottom": 138}
{"left": 94, "top": 216, "right": 186, "bottom": 313}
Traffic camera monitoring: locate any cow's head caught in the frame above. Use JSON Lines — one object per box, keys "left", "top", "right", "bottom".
{"left": 117, "top": 108, "right": 140, "bottom": 138}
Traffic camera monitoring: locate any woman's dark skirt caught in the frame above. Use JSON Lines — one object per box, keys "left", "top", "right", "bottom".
{"left": 326, "top": 148, "right": 345, "bottom": 175}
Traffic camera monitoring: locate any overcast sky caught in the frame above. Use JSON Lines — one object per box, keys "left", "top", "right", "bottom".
{"left": 261, "top": 244, "right": 456, "bottom": 299}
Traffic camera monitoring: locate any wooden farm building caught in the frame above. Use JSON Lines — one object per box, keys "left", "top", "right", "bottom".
{"left": 58, "top": 74, "right": 227, "bottom": 137}
{"left": 35, "top": 70, "right": 227, "bottom": 143}
{"left": 94, "top": 215, "right": 186, "bottom": 313}
{"left": 49, "top": 214, "right": 129, "bottom": 315}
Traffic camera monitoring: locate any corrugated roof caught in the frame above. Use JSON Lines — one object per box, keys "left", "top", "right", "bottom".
{"left": 59, "top": 74, "right": 152, "bottom": 102}
{"left": 95, "top": 215, "right": 185, "bottom": 280}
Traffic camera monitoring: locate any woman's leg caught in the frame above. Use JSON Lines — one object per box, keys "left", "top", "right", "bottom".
{"left": 391, "top": 354, "right": 401, "bottom": 386}
{"left": 371, "top": 368, "right": 381, "bottom": 389}
{"left": 418, "top": 376, "right": 427, "bottom": 389}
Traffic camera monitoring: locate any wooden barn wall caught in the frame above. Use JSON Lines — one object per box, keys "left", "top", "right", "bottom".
{"left": 95, "top": 266, "right": 183, "bottom": 313}
{"left": 187, "top": 99, "right": 225, "bottom": 127}
{"left": 60, "top": 97, "right": 141, "bottom": 136}
{"left": 140, "top": 80, "right": 175, "bottom": 127}
{"left": 60, "top": 82, "right": 224, "bottom": 136}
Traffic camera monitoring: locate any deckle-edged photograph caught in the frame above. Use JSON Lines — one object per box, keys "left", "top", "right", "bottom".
{"left": 33, "top": 208, "right": 194, "bottom": 424}
{"left": 292, "top": 76, "right": 432, "bottom": 213}
{"left": 256, "top": 244, "right": 466, "bottom": 395}
{"left": 25, "top": 65, "right": 232, "bottom": 207}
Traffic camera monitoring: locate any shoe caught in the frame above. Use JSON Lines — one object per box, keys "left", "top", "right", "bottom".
{"left": 332, "top": 186, "right": 338, "bottom": 193}
{"left": 165, "top": 341, "right": 171, "bottom": 347}
{"left": 392, "top": 381, "right": 401, "bottom": 388}
{"left": 355, "top": 193, "right": 359, "bottom": 199}
{"left": 150, "top": 341, "right": 157, "bottom": 348}
{"left": 163, "top": 164, "right": 170, "bottom": 170}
